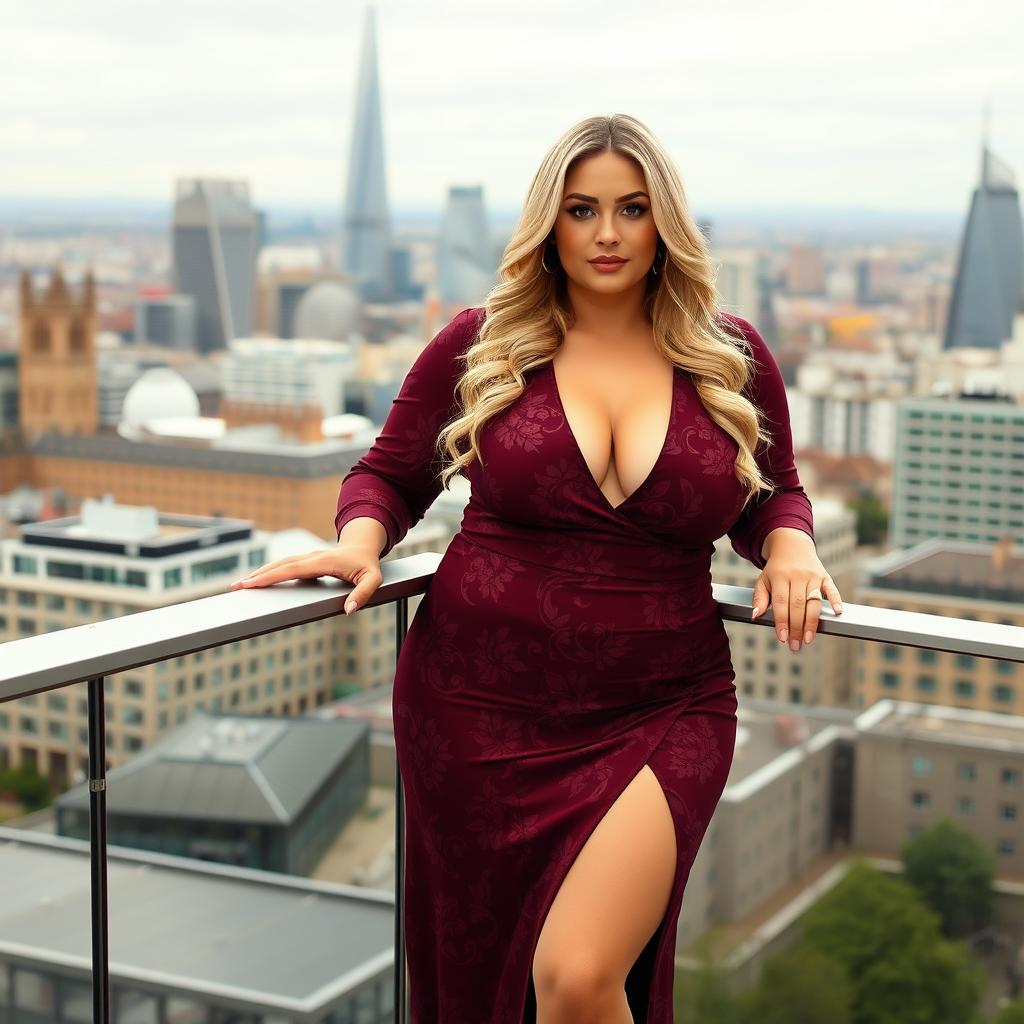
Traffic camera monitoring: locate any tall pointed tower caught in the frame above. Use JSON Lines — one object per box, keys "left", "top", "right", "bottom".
{"left": 944, "top": 136, "right": 1024, "bottom": 349}
{"left": 340, "top": 5, "right": 394, "bottom": 303}
{"left": 18, "top": 266, "right": 99, "bottom": 439}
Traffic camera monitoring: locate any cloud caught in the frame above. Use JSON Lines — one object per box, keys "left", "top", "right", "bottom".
{"left": 1, "top": 0, "right": 1021, "bottom": 210}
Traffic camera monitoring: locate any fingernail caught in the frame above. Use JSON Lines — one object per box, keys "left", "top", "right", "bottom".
{"left": 345, "top": 601, "right": 356, "bottom": 614}
{"left": 804, "top": 631, "right": 813, "bottom": 645}
{"left": 751, "top": 606, "right": 759, "bottom": 618}
{"left": 779, "top": 627, "right": 788, "bottom": 643}
{"left": 790, "top": 638, "right": 800, "bottom": 652}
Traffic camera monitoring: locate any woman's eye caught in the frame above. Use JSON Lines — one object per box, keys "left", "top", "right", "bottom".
{"left": 567, "top": 203, "right": 647, "bottom": 218}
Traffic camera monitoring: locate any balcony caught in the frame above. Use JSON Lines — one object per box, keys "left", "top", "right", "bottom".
{"left": 2, "top": 552, "right": 1023, "bottom": 1022}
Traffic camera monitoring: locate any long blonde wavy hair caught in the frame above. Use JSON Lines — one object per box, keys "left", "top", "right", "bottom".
{"left": 437, "top": 113, "right": 777, "bottom": 510}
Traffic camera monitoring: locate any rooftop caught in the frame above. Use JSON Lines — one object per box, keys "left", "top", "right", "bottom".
{"left": 0, "top": 827, "right": 391, "bottom": 1013}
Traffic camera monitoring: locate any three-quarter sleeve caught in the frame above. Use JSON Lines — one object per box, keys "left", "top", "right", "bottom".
{"left": 334, "top": 307, "right": 482, "bottom": 557}
{"left": 723, "top": 314, "right": 815, "bottom": 570}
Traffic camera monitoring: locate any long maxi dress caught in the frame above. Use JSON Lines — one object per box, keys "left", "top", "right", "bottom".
{"left": 334, "top": 306, "right": 815, "bottom": 1023}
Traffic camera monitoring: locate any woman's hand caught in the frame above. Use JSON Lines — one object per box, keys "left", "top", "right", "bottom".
{"left": 750, "top": 530, "right": 843, "bottom": 652}
{"left": 228, "top": 543, "right": 384, "bottom": 616}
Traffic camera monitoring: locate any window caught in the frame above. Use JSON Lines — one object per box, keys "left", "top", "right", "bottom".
{"left": 911, "top": 790, "right": 930, "bottom": 808}
{"left": 911, "top": 756, "right": 932, "bottom": 777}
{"left": 955, "top": 796, "right": 975, "bottom": 816}
{"left": 1001, "top": 768, "right": 1021, "bottom": 787}
{"left": 956, "top": 762, "right": 976, "bottom": 781}
{"left": 999, "top": 804, "right": 1017, "bottom": 822}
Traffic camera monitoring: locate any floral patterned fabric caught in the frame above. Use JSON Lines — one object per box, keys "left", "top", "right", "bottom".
{"left": 334, "top": 306, "right": 814, "bottom": 1022}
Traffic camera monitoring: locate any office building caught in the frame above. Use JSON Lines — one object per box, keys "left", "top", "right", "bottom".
{"left": 891, "top": 395, "right": 1024, "bottom": 548}
{"left": 945, "top": 144, "right": 1024, "bottom": 350}
{"left": 855, "top": 537, "right": 1022, "bottom": 715}
{"left": 172, "top": 178, "right": 259, "bottom": 352}
{"left": 134, "top": 293, "right": 196, "bottom": 350}
{"left": 340, "top": 8, "right": 394, "bottom": 303}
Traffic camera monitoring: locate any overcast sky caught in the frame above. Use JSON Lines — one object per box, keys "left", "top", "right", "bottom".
{"left": 3, "top": 0, "right": 1022, "bottom": 213}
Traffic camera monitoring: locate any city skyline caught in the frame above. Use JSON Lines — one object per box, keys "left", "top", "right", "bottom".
{"left": 2, "top": 0, "right": 1022, "bottom": 212}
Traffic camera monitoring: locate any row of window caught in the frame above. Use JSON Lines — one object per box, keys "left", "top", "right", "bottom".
{"left": 910, "top": 792, "right": 1018, "bottom": 820}
{"left": 904, "top": 527, "right": 1018, "bottom": 542}
{"left": 911, "top": 757, "right": 1021, "bottom": 785}
{"left": 905, "top": 410, "right": 1024, "bottom": 427}
{"left": 879, "top": 674, "right": 1015, "bottom": 702}
{"left": 5, "top": 692, "right": 333, "bottom": 751}
{"left": 880, "top": 647, "right": 1017, "bottom": 672}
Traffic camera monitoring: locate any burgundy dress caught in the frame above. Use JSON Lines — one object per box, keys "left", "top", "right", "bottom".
{"left": 334, "top": 306, "right": 814, "bottom": 1023}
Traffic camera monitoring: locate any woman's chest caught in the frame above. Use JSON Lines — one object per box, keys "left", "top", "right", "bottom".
{"left": 464, "top": 363, "right": 747, "bottom": 541}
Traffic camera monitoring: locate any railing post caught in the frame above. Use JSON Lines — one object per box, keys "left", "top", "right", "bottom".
{"left": 394, "top": 596, "right": 410, "bottom": 1023}
{"left": 87, "top": 676, "right": 110, "bottom": 1023}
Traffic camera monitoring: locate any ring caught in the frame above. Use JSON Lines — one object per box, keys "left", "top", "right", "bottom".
{"left": 807, "top": 588, "right": 823, "bottom": 601}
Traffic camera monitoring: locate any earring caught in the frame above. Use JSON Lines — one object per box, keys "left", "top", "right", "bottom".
{"left": 651, "top": 247, "right": 668, "bottom": 277}
{"left": 541, "top": 242, "right": 557, "bottom": 274}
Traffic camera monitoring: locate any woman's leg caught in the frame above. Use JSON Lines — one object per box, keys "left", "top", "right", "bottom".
{"left": 532, "top": 763, "right": 677, "bottom": 1024}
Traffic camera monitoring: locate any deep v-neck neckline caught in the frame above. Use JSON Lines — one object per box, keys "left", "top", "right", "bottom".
{"left": 547, "top": 359, "right": 678, "bottom": 514}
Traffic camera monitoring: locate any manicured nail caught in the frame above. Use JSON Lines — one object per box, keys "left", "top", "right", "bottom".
{"left": 790, "top": 638, "right": 800, "bottom": 652}
{"left": 779, "top": 627, "right": 788, "bottom": 643}
{"left": 751, "top": 605, "right": 759, "bottom": 618}
{"left": 345, "top": 600, "right": 356, "bottom": 614}
{"left": 804, "top": 631, "right": 813, "bottom": 645}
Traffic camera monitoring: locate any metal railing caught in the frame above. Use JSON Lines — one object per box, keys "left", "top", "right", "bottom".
{"left": 2, "top": 550, "right": 1023, "bottom": 1022}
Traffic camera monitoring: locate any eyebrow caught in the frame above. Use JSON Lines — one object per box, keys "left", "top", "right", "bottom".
{"left": 563, "top": 191, "right": 650, "bottom": 204}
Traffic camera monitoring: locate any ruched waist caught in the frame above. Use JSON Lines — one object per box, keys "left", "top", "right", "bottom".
{"left": 456, "top": 514, "right": 715, "bottom": 587}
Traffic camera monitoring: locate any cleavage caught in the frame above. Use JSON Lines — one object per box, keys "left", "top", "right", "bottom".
{"left": 551, "top": 356, "right": 675, "bottom": 509}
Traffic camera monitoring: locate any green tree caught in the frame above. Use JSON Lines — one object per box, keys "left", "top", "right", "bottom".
{"left": 900, "top": 816, "right": 996, "bottom": 939}
{"left": 844, "top": 490, "right": 888, "bottom": 545}
{"left": 0, "top": 763, "right": 51, "bottom": 811}
{"left": 799, "top": 858, "right": 983, "bottom": 1024}
{"left": 739, "top": 946, "right": 852, "bottom": 1024}
{"left": 677, "top": 951, "right": 742, "bottom": 1024}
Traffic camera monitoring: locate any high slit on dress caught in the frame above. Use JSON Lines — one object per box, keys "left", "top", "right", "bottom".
{"left": 335, "top": 306, "right": 815, "bottom": 1022}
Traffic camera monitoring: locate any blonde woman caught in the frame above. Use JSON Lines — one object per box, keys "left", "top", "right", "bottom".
{"left": 233, "top": 114, "right": 843, "bottom": 1023}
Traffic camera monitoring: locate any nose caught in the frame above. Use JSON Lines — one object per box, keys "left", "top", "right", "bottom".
{"left": 594, "top": 212, "right": 620, "bottom": 244}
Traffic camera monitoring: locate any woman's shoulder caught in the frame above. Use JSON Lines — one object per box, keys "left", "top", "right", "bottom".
{"left": 717, "top": 311, "right": 760, "bottom": 342}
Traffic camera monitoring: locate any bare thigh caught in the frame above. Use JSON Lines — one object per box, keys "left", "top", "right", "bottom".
{"left": 531, "top": 763, "right": 677, "bottom": 1001}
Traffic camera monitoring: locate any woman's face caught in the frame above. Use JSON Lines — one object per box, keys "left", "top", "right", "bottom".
{"left": 551, "top": 149, "right": 660, "bottom": 299}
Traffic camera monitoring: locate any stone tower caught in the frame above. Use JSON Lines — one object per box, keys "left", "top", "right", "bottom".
{"left": 18, "top": 266, "right": 99, "bottom": 439}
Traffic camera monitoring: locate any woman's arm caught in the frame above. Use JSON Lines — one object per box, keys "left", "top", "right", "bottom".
{"left": 723, "top": 315, "right": 815, "bottom": 571}
{"left": 334, "top": 307, "right": 483, "bottom": 558}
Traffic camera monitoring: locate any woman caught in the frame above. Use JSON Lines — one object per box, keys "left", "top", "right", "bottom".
{"left": 232, "top": 113, "right": 843, "bottom": 1023}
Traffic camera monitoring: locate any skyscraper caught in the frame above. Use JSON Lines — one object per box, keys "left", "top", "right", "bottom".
{"left": 172, "top": 178, "right": 259, "bottom": 353}
{"left": 944, "top": 145, "right": 1024, "bottom": 350}
{"left": 340, "top": 6, "right": 394, "bottom": 303}
{"left": 437, "top": 186, "right": 496, "bottom": 304}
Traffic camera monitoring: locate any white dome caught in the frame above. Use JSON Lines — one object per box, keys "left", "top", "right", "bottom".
{"left": 121, "top": 367, "right": 200, "bottom": 432}
{"left": 293, "top": 281, "right": 359, "bottom": 340}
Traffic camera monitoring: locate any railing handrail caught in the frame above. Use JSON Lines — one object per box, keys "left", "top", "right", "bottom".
{"left": 2, "top": 553, "right": 1023, "bottom": 703}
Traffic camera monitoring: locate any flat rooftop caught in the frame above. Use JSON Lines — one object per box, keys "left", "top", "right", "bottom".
{"left": 0, "top": 828, "right": 393, "bottom": 1014}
